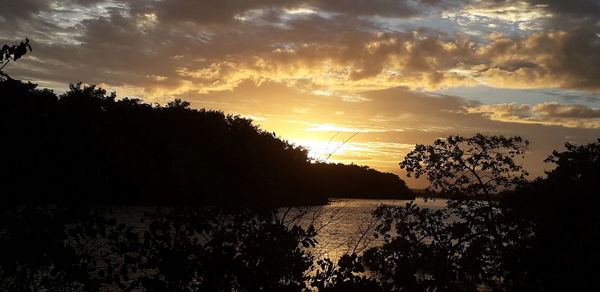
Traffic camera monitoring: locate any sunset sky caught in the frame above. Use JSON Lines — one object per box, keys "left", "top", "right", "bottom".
{"left": 2, "top": 0, "right": 599, "bottom": 187}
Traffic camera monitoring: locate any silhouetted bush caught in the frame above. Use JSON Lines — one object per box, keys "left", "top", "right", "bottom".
{"left": 501, "top": 139, "right": 600, "bottom": 290}
{"left": 311, "top": 253, "right": 383, "bottom": 291}
{"left": 0, "top": 206, "right": 319, "bottom": 291}
{"left": 0, "top": 206, "right": 128, "bottom": 291}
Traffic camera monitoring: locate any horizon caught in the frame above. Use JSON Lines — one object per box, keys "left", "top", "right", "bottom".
{"left": 2, "top": 0, "right": 599, "bottom": 188}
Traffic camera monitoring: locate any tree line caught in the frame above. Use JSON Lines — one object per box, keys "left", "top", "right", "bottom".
{"left": 0, "top": 78, "right": 413, "bottom": 206}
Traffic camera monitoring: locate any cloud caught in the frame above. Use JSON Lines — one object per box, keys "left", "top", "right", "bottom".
{"left": 0, "top": 0, "right": 51, "bottom": 22}
{"left": 528, "top": 0, "right": 600, "bottom": 28}
{"left": 172, "top": 29, "right": 483, "bottom": 92}
{"left": 309, "top": 0, "right": 466, "bottom": 18}
{"left": 534, "top": 102, "right": 600, "bottom": 119}
{"left": 455, "top": 0, "right": 600, "bottom": 30}
{"left": 171, "top": 28, "right": 600, "bottom": 93}
{"left": 467, "top": 102, "right": 600, "bottom": 128}
{"left": 478, "top": 29, "right": 600, "bottom": 91}
{"left": 139, "top": 0, "right": 469, "bottom": 25}
{"left": 2, "top": 0, "right": 600, "bottom": 98}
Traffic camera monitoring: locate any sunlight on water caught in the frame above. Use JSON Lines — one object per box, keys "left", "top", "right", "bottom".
{"left": 290, "top": 198, "right": 447, "bottom": 261}
{"left": 116, "top": 198, "right": 448, "bottom": 264}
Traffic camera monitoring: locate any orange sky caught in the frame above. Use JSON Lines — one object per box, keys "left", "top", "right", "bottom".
{"left": 2, "top": 0, "right": 599, "bottom": 188}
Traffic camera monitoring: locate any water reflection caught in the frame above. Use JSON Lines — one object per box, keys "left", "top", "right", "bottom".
{"left": 281, "top": 198, "right": 447, "bottom": 261}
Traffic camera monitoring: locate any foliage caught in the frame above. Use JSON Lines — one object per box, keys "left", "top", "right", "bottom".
{"left": 544, "top": 138, "right": 600, "bottom": 192}
{"left": 0, "top": 38, "right": 32, "bottom": 76}
{"left": 0, "top": 206, "right": 133, "bottom": 291}
{"left": 0, "top": 206, "right": 320, "bottom": 291}
{"left": 311, "top": 254, "right": 383, "bottom": 291}
{"left": 361, "top": 201, "right": 534, "bottom": 291}
{"left": 115, "top": 207, "right": 316, "bottom": 291}
{"left": 0, "top": 38, "right": 32, "bottom": 62}
{"left": 502, "top": 139, "right": 600, "bottom": 290}
{"left": 357, "top": 134, "right": 599, "bottom": 291}
{"left": 354, "top": 134, "right": 535, "bottom": 290}
{"left": 400, "top": 134, "right": 529, "bottom": 197}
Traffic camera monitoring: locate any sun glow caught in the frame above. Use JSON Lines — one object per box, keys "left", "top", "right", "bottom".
{"left": 292, "top": 139, "right": 357, "bottom": 162}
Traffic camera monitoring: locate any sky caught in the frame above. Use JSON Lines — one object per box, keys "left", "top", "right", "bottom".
{"left": 1, "top": 0, "right": 599, "bottom": 188}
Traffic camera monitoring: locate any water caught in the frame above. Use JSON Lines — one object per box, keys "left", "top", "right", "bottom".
{"left": 287, "top": 198, "right": 448, "bottom": 261}
{"left": 111, "top": 197, "right": 448, "bottom": 262}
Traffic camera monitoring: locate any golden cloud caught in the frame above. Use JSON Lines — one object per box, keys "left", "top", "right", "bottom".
{"left": 165, "top": 29, "right": 599, "bottom": 96}
{"left": 173, "top": 31, "right": 482, "bottom": 93}
{"left": 6, "top": 0, "right": 599, "bottom": 98}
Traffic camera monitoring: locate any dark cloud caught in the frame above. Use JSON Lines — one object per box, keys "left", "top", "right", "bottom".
{"left": 530, "top": 0, "right": 600, "bottom": 18}
{"left": 310, "top": 0, "right": 438, "bottom": 18}
{"left": 480, "top": 29, "right": 600, "bottom": 91}
{"left": 133, "top": 0, "right": 468, "bottom": 25}
{"left": 467, "top": 102, "right": 600, "bottom": 128}
{"left": 467, "top": 0, "right": 600, "bottom": 29}
{"left": 151, "top": 0, "right": 295, "bottom": 24}
{"left": 0, "top": 0, "right": 50, "bottom": 22}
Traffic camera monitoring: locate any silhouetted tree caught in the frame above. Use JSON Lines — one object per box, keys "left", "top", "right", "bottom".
{"left": 400, "top": 134, "right": 529, "bottom": 197}
{"left": 503, "top": 139, "right": 600, "bottom": 290}
{"left": 358, "top": 134, "right": 533, "bottom": 290}
{"left": 544, "top": 139, "right": 600, "bottom": 194}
